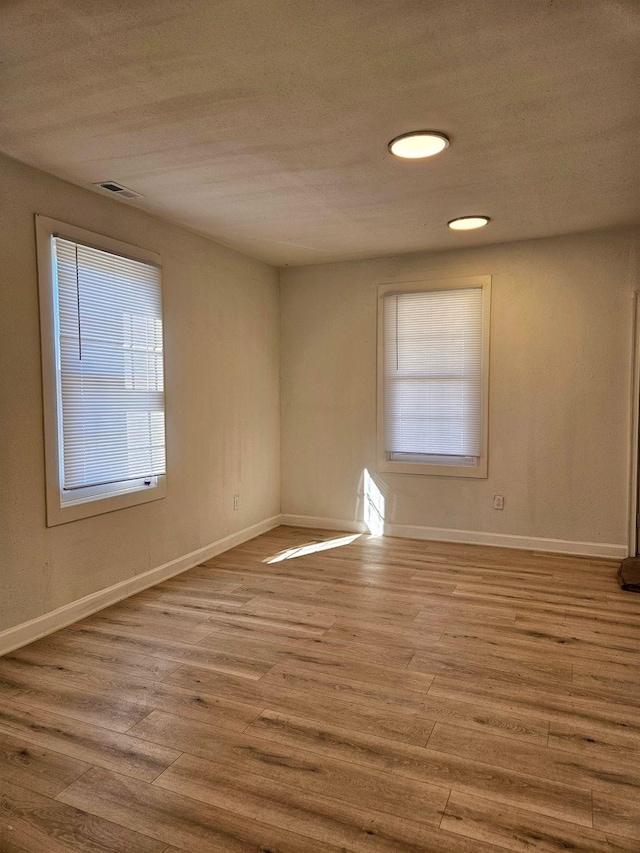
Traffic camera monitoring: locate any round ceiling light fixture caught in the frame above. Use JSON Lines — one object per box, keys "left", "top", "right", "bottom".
{"left": 388, "top": 131, "right": 450, "bottom": 159}
{"left": 447, "top": 216, "right": 491, "bottom": 231}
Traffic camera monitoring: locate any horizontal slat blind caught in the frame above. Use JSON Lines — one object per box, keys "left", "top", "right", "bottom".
{"left": 53, "top": 237, "right": 166, "bottom": 490}
{"left": 383, "top": 288, "right": 482, "bottom": 458}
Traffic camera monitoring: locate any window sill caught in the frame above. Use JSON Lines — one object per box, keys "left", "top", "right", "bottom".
{"left": 377, "top": 458, "right": 488, "bottom": 478}
{"left": 46, "top": 476, "right": 167, "bottom": 527}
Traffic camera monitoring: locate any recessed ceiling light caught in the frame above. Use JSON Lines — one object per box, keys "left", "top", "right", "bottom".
{"left": 447, "top": 216, "right": 490, "bottom": 231}
{"left": 388, "top": 131, "right": 450, "bottom": 159}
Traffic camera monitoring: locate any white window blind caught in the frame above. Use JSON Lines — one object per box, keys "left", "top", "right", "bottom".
{"left": 53, "top": 237, "right": 166, "bottom": 497}
{"left": 383, "top": 287, "right": 483, "bottom": 464}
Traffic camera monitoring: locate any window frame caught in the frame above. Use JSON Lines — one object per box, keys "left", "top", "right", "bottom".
{"left": 377, "top": 275, "right": 491, "bottom": 479}
{"left": 35, "top": 215, "right": 167, "bottom": 526}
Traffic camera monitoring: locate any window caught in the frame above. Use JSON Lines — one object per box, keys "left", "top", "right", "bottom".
{"left": 377, "top": 276, "right": 490, "bottom": 478}
{"left": 36, "top": 216, "right": 167, "bottom": 525}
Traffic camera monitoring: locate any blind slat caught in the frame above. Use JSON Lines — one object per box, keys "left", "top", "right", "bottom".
{"left": 53, "top": 237, "right": 166, "bottom": 491}
{"left": 384, "top": 288, "right": 483, "bottom": 458}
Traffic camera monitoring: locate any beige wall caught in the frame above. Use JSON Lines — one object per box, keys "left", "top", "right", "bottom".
{"left": 280, "top": 228, "right": 639, "bottom": 552}
{"left": 2, "top": 149, "right": 638, "bottom": 637}
{"left": 0, "top": 153, "right": 280, "bottom": 633}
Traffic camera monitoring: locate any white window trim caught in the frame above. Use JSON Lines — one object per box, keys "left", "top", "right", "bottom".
{"left": 35, "top": 215, "right": 167, "bottom": 526}
{"left": 377, "top": 274, "right": 491, "bottom": 479}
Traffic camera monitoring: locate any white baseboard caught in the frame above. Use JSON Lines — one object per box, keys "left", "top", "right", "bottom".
{"left": 279, "top": 514, "right": 368, "bottom": 534}
{"left": 280, "top": 514, "right": 627, "bottom": 559}
{"left": 0, "top": 515, "right": 281, "bottom": 657}
{"left": 384, "top": 522, "right": 627, "bottom": 559}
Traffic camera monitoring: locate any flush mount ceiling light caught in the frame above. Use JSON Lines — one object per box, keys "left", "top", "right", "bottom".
{"left": 447, "top": 216, "right": 491, "bottom": 231}
{"left": 388, "top": 131, "right": 450, "bottom": 159}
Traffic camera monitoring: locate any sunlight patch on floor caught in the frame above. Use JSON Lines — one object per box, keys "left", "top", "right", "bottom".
{"left": 264, "top": 534, "right": 362, "bottom": 563}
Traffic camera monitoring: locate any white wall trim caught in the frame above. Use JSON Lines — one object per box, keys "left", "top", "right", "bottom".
{"left": 0, "top": 515, "right": 281, "bottom": 657}
{"left": 384, "top": 522, "right": 626, "bottom": 559}
{"left": 628, "top": 290, "right": 640, "bottom": 557}
{"left": 280, "top": 514, "right": 368, "bottom": 534}
{"left": 281, "top": 514, "right": 626, "bottom": 559}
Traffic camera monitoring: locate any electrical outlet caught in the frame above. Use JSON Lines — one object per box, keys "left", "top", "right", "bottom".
{"left": 233, "top": 494, "right": 239, "bottom": 511}
{"left": 493, "top": 495, "right": 505, "bottom": 511}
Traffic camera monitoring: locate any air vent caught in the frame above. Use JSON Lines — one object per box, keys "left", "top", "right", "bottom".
{"left": 93, "top": 181, "right": 144, "bottom": 200}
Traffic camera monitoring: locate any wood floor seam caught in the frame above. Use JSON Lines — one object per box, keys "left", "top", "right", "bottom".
{"left": 438, "top": 788, "right": 453, "bottom": 829}
{"left": 52, "top": 765, "right": 96, "bottom": 802}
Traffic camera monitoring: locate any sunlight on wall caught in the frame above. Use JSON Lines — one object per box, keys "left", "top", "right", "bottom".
{"left": 264, "top": 534, "right": 361, "bottom": 563}
{"left": 364, "top": 469, "right": 385, "bottom": 536}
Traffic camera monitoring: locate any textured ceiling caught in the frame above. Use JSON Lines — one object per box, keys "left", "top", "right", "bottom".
{"left": 1, "top": 0, "right": 639, "bottom": 266}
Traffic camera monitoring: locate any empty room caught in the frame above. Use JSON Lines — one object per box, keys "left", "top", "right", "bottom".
{"left": 1, "top": 1, "right": 639, "bottom": 851}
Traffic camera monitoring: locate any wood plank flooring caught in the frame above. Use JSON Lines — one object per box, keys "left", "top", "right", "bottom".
{"left": 0, "top": 525, "right": 639, "bottom": 852}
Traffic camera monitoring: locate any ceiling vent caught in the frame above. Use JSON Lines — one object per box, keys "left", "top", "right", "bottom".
{"left": 93, "top": 181, "right": 144, "bottom": 200}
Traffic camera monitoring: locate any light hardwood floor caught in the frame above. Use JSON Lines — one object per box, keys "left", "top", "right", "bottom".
{"left": 0, "top": 525, "right": 639, "bottom": 852}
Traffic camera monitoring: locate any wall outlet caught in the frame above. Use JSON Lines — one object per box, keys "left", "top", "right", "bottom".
{"left": 233, "top": 494, "right": 239, "bottom": 511}
{"left": 493, "top": 495, "right": 505, "bottom": 511}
